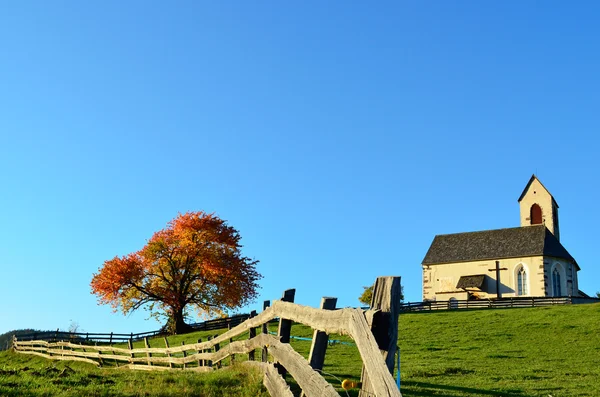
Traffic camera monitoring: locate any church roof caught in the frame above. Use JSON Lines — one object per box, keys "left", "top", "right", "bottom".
{"left": 422, "top": 225, "right": 578, "bottom": 268}
{"left": 456, "top": 275, "right": 487, "bottom": 290}
{"left": 517, "top": 174, "right": 559, "bottom": 208}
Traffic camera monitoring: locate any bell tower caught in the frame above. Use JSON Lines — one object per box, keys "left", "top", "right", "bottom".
{"left": 518, "top": 175, "right": 560, "bottom": 241}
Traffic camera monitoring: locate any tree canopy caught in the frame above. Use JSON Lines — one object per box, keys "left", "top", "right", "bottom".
{"left": 358, "top": 285, "right": 373, "bottom": 307}
{"left": 91, "top": 211, "right": 261, "bottom": 334}
{"left": 359, "top": 284, "right": 404, "bottom": 307}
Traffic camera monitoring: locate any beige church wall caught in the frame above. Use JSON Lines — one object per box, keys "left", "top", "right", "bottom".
{"left": 570, "top": 263, "right": 579, "bottom": 295}
{"left": 519, "top": 178, "right": 559, "bottom": 239}
{"left": 422, "top": 256, "right": 547, "bottom": 301}
{"left": 545, "top": 257, "right": 579, "bottom": 296}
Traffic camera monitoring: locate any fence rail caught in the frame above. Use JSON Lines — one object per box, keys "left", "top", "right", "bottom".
{"left": 400, "top": 296, "right": 600, "bottom": 312}
{"left": 14, "top": 314, "right": 253, "bottom": 344}
{"left": 13, "top": 277, "right": 403, "bottom": 397}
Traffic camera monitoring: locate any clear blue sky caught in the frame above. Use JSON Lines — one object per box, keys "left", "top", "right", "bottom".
{"left": 1, "top": 1, "right": 599, "bottom": 335}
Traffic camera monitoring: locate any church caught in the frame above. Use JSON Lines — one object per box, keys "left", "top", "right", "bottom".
{"left": 422, "top": 175, "right": 582, "bottom": 301}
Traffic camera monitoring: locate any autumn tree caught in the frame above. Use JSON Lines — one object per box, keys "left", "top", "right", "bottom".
{"left": 91, "top": 211, "right": 261, "bottom": 334}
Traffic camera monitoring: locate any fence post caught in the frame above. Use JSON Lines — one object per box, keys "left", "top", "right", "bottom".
{"left": 181, "top": 341, "right": 187, "bottom": 369}
{"left": 144, "top": 337, "right": 152, "bottom": 366}
{"left": 197, "top": 338, "right": 203, "bottom": 367}
{"left": 164, "top": 337, "right": 173, "bottom": 369}
{"left": 276, "top": 288, "right": 296, "bottom": 377}
{"left": 228, "top": 323, "right": 235, "bottom": 365}
{"left": 308, "top": 297, "right": 337, "bottom": 371}
{"left": 359, "top": 276, "right": 401, "bottom": 397}
{"left": 206, "top": 336, "right": 213, "bottom": 367}
{"left": 127, "top": 339, "right": 133, "bottom": 364}
{"left": 262, "top": 300, "right": 271, "bottom": 362}
{"left": 248, "top": 310, "right": 257, "bottom": 361}
{"left": 213, "top": 335, "right": 220, "bottom": 369}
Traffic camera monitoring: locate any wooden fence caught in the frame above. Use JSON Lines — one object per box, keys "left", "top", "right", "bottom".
{"left": 13, "top": 277, "right": 403, "bottom": 397}
{"left": 14, "top": 314, "right": 253, "bottom": 344}
{"left": 400, "top": 295, "right": 600, "bottom": 312}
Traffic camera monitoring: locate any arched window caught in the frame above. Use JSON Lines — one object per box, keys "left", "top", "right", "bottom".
{"left": 530, "top": 204, "right": 543, "bottom": 225}
{"left": 517, "top": 267, "right": 528, "bottom": 296}
{"left": 552, "top": 267, "right": 562, "bottom": 296}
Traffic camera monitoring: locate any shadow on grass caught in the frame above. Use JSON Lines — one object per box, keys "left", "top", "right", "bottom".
{"left": 401, "top": 381, "right": 532, "bottom": 397}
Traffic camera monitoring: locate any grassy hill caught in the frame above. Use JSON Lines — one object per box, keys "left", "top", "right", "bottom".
{"left": 397, "top": 303, "right": 600, "bottom": 397}
{"left": 1, "top": 303, "right": 599, "bottom": 396}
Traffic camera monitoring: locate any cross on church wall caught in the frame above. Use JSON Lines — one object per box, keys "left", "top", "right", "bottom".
{"left": 488, "top": 260, "right": 508, "bottom": 299}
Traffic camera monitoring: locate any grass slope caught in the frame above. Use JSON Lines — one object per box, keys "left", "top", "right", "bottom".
{"left": 397, "top": 303, "right": 600, "bottom": 397}
{"left": 0, "top": 352, "right": 267, "bottom": 397}
{"left": 2, "top": 303, "right": 599, "bottom": 396}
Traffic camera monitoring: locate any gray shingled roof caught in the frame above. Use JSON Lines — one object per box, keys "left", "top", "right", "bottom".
{"left": 422, "top": 225, "right": 577, "bottom": 267}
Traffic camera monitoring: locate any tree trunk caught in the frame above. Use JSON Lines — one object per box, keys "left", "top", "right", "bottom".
{"left": 171, "top": 308, "right": 193, "bottom": 335}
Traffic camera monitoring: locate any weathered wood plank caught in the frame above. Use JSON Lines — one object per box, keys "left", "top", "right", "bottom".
{"left": 227, "top": 324, "right": 235, "bottom": 365}
{"left": 277, "top": 289, "right": 295, "bottom": 377}
{"left": 271, "top": 301, "right": 352, "bottom": 336}
{"left": 214, "top": 334, "right": 338, "bottom": 397}
{"left": 249, "top": 310, "right": 257, "bottom": 361}
{"left": 197, "top": 338, "right": 203, "bottom": 366}
{"left": 212, "top": 336, "right": 266, "bottom": 364}
{"left": 308, "top": 297, "right": 337, "bottom": 371}
{"left": 262, "top": 300, "right": 271, "bottom": 362}
{"left": 213, "top": 336, "right": 221, "bottom": 369}
{"left": 144, "top": 337, "right": 152, "bottom": 366}
{"left": 359, "top": 276, "right": 401, "bottom": 397}
{"left": 17, "top": 350, "right": 100, "bottom": 366}
{"left": 181, "top": 341, "right": 187, "bottom": 369}
{"left": 164, "top": 338, "right": 173, "bottom": 368}
{"left": 128, "top": 352, "right": 213, "bottom": 365}
{"left": 350, "top": 277, "right": 401, "bottom": 397}
{"left": 244, "top": 361, "right": 294, "bottom": 397}
{"left": 349, "top": 303, "right": 401, "bottom": 395}
{"left": 121, "top": 364, "right": 213, "bottom": 372}
{"left": 267, "top": 335, "right": 339, "bottom": 397}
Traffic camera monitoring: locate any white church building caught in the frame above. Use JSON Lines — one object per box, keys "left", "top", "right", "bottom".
{"left": 421, "top": 175, "right": 583, "bottom": 301}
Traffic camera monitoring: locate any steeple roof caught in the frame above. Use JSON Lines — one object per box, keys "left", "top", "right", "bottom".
{"left": 517, "top": 174, "right": 559, "bottom": 208}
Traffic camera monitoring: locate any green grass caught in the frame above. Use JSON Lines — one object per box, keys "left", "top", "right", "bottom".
{"left": 0, "top": 351, "right": 268, "bottom": 397}
{"left": 396, "top": 303, "right": 600, "bottom": 397}
{"left": 2, "top": 303, "right": 599, "bottom": 396}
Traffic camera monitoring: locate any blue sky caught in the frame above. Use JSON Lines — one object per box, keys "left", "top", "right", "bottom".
{"left": 1, "top": 1, "right": 599, "bottom": 335}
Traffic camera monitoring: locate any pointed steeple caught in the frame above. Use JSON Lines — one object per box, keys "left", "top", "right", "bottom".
{"left": 518, "top": 175, "right": 560, "bottom": 241}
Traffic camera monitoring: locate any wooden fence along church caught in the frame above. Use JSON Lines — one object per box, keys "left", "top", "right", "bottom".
{"left": 422, "top": 175, "right": 583, "bottom": 301}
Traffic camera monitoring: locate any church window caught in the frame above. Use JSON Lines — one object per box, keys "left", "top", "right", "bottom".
{"left": 517, "top": 267, "right": 528, "bottom": 296}
{"left": 553, "top": 267, "right": 562, "bottom": 296}
{"left": 530, "top": 204, "right": 542, "bottom": 225}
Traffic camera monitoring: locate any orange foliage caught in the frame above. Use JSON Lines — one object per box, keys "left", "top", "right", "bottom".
{"left": 90, "top": 211, "right": 261, "bottom": 333}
